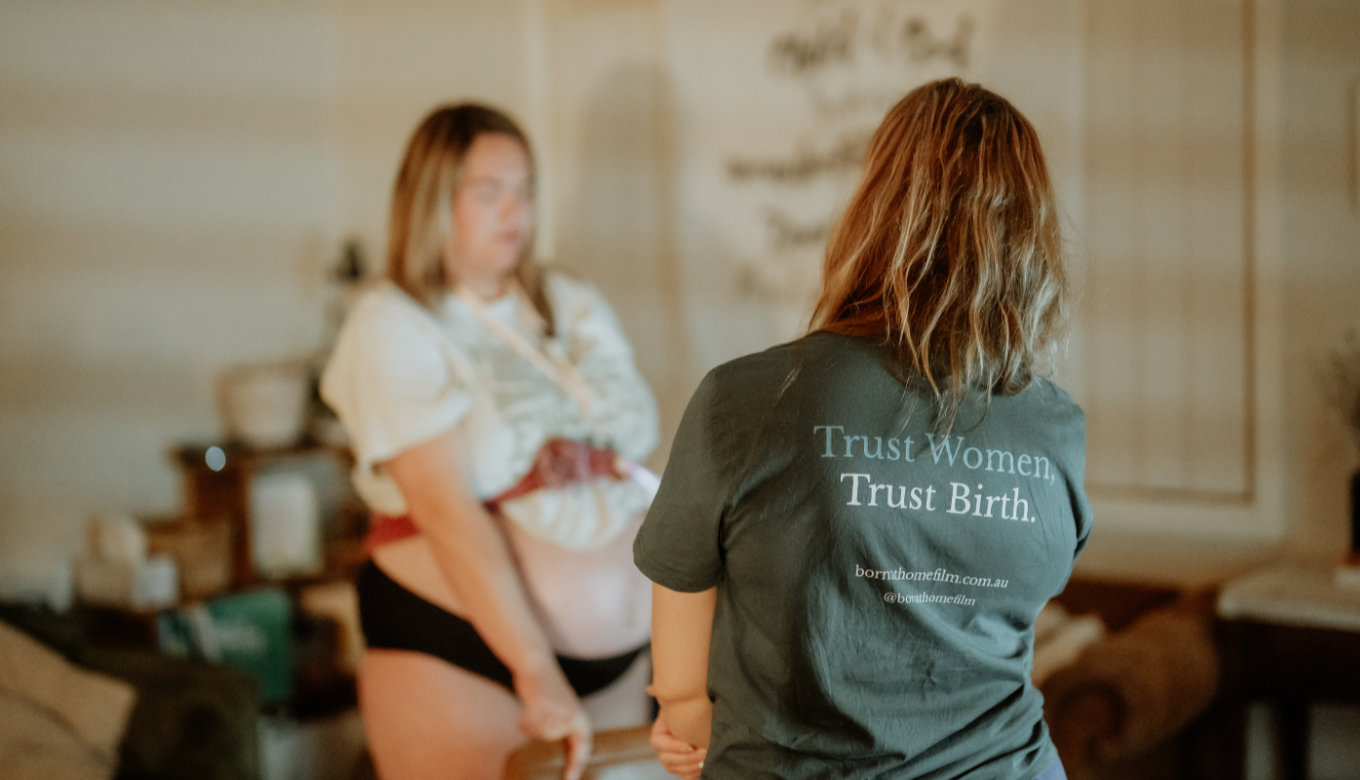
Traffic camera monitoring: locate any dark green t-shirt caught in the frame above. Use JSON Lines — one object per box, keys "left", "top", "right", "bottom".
{"left": 634, "top": 331, "right": 1092, "bottom": 779}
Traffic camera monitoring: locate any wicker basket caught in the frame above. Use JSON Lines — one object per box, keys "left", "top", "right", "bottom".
{"left": 144, "top": 516, "right": 236, "bottom": 602}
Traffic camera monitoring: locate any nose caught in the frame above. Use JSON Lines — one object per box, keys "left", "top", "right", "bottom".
{"left": 499, "top": 190, "right": 529, "bottom": 223}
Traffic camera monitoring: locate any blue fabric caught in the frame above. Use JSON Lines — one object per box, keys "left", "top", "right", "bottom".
{"left": 1034, "top": 760, "right": 1068, "bottom": 780}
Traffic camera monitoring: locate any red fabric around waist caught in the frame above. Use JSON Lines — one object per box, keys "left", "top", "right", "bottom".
{"left": 364, "top": 438, "right": 621, "bottom": 554}
{"left": 489, "top": 438, "right": 621, "bottom": 507}
{"left": 365, "top": 514, "right": 420, "bottom": 555}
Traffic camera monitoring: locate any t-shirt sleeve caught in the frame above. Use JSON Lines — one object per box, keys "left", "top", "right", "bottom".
{"left": 1040, "top": 381, "right": 1094, "bottom": 563}
{"left": 1067, "top": 409, "right": 1095, "bottom": 561}
{"left": 320, "top": 290, "right": 473, "bottom": 468}
{"left": 633, "top": 370, "right": 731, "bottom": 592}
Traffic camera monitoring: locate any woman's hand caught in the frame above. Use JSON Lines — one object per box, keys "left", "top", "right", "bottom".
{"left": 389, "top": 434, "right": 595, "bottom": 776}
{"left": 514, "top": 662, "right": 593, "bottom": 780}
{"left": 650, "top": 711, "right": 706, "bottom": 779}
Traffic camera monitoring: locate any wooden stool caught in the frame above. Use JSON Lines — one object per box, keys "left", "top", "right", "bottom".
{"left": 503, "top": 724, "right": 669, "bottom": 779}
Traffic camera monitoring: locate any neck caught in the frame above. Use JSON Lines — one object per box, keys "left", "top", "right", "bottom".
{"left": 459, "top": 273, "right": 510, "bottom": 301}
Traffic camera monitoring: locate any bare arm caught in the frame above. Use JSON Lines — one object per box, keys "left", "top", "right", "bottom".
{"left": 386, "top": 428, "right": 591, "bottom": 777}
{"left": 650, "top": 583, "right": 717, "bottom": 748}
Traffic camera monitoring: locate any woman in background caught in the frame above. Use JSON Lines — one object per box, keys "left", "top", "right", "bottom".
{"left": 323, "top": 103, "right": 659, "bottom": 779}
{"left": 636, "top": 78, "right": 1092, "bottom": 779}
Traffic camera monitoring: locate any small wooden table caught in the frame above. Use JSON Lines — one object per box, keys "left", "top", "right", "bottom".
{"left": 1215, "top": 564, "right": 1360, "bottom": 779}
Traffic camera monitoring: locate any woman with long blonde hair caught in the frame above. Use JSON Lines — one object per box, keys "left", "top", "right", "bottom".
{"left": 636, "top": 78, "right": 1090, "bottom": 779}
{"left": 323, "top": 103, "right": 659, "bottom": 779}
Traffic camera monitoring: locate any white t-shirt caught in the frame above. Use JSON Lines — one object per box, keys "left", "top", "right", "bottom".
{"left": 320, "top": 272, "right": 659, "bottom": 523}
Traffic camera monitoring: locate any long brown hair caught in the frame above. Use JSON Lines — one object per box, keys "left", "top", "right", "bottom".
{"left": 811, "top": 78, "right": 1068, "bottom": 431}
{"left": 386, "top": 103, "right": 554, "bottom": 332}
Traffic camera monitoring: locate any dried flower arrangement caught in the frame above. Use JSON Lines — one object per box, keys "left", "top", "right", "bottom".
{"left": 1321, "top": 329, "right": 1360, "bottom": 458}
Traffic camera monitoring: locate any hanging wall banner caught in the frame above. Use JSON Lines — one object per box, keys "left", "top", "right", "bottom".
{"left": 666, "top": 0, "right": 990, "bottom": 349}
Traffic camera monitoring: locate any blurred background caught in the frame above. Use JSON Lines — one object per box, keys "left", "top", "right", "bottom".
{"left": 1, "top": 1, "right": 1358, "bottom": 778}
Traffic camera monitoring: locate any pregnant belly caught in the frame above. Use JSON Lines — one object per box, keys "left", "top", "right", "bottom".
{"left": 370, "top": 515, "right": 651, "bottom": 659}
{"left": 502, "top": 514, "right": 651, "bottom": 657}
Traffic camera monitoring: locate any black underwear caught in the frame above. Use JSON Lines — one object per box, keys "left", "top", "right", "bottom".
{"left": 355, "top": 560, "right": 646, "bottom": 698}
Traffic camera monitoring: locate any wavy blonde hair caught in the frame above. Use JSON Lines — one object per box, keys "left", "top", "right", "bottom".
{"left": 811, "top": 78, "right": 1069, "bottom": 431}
{"left": 386, "top": 103, "right": 554, "bottom": 332}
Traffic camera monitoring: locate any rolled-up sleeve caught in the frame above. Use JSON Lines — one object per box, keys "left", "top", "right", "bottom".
{"left": 320, "top": 289, "right": 473, "bottom": 469}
